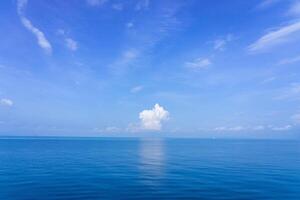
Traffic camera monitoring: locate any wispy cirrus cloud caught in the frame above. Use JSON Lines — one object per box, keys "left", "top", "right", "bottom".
{"left": 271, "top": 125, "right": 292, "bottom": 131}
{"left": 256, "top": 0, "right": 281, "bottom": 10}
{"left": 111, "top": 2, "right": 183, "bottom": 73}
{"left": 57, "top": 29, "right": 78, "bottom": 51}
{"left": 86, "top": 0, "right": 108, "bottom": 6}
{"left": 248, "top": 20, "right": 300, "bottom": 53}
{"left": 17, "top": 0, "right": 52, "bottom": 54}
{"left": 94, "top": 126, "right": 120, "bottom": 133}
{"left": 213, "top": 124, "right": 293, "bottom": 132}
{"left": 277, "top": 54, "right": 300, "bottom": 65}
{"left": 185, "top": 58, "right": 211, "bottom": 70}
{"left": 65, "top": 38, "right": 78, "bottom": 51}
{"left": 213, "top": 34, "right": 233, "bottom": 51}
{"left": 287, "top": 1, "right": 300, "bottom": 16}
{"left": 130, "top": 85, "right": 143, "bottom": 93}
{"left": 214, "top": 126, "right": 246, "bottom": 132}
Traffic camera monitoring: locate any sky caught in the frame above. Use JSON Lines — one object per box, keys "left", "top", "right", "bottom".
{"left": 0, "top": 0, "right": 300, "bottom": 138}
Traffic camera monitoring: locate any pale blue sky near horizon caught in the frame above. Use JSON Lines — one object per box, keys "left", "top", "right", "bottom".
{"left": 0, "top": 0, "right": 300, "bottom": 138}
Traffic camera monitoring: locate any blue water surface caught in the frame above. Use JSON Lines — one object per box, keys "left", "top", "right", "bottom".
{"left": 0, "top": 138, "right": 299, "bottom": 199}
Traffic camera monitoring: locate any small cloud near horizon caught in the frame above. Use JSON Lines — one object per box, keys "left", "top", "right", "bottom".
{"left": 139, "top": 104, "right": 169, "bottom": 131}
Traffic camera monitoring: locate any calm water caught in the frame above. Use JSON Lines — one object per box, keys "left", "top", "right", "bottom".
{"left": 0, "top": 138, "right": 300, "bottom": 200}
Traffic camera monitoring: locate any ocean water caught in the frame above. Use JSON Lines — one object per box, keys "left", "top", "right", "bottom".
{"left": 0, "top": 138, "right": 300, "bottom": 200}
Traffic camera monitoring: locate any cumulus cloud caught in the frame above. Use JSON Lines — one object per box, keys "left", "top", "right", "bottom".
{"left": 86, "top": 0, "right": 108, "bottom": 6}
{"left": 0, "top": 98, "right": 13, "bottom": 107}
{"left": 185, "top": 58, "right": 211, "bottom": 70}
{"left": 139, "top": 104, "right": 169, "bottom": 131}
{"left": 248, "top": 21, "right": 300, "bottom": 52}
{"left": 17, "top": 0, "right": 52, "bottom": 54}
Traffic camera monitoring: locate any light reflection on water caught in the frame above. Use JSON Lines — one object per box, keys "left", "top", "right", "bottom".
{"left": 139, "top": 138, "right": 165, "bottom": 186}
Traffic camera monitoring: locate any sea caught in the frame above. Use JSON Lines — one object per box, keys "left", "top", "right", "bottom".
{"left": 0, "top": 137, "right": 299, "bottom": 199}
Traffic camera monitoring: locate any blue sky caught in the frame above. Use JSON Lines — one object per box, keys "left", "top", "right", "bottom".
{"left": 0, "top": 0, "right": 300, "bottom": 138}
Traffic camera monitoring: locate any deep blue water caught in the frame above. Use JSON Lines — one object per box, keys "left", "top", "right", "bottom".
{"left": 0, "top": 138, "right": 300, "bottom": 200}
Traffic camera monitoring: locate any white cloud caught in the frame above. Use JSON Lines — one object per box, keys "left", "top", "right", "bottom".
{"left": 135, "top": 0, "right": 149, "bottom": 11}
{"left": 17, "top": 0, "right": 52, "bottom": 54}
{"left": 277, "top": 55, "right": 300, "bottom": 65}
{"left": 256, "top": 0, "right": 281, "bottom": 9}
{"left": 94, "top": 126, "right": 120, "bottom": 133}
{"left": 57, "top": 29, "right": 78, "bottom": 51}
{"left": 213, "top": 34, "right": 233, "bottom": 51}
{"left": 112, "top": 3, "right": 123, "bottom": 11}
{"left": 65, "top": 38, "right": 78, "bottom": 51}
{"left": 214, "top": 40, "right": 226, "bottom": 51}
{"left": 0, "top": 98, "right": 13, "bottom": 107}
{"left": 185, "top": 58, "right": 211, "bottom": 70}
{"left": 130, "top": 85, "right": 143, "bottom": 93}
{"left": 214, "top": 126, "right": 246, "bottom": 131}
{"left": 214, "top": 124, "right": 293, "bottom": 132}
{"left": 271, "top": 125, "right": 292, "bottom": 131}
{"left": 248, "top": 21, "right": 300, "bottom": 52}
{"left": 86, "top": 0, "right": 108, "bottom": 6}
{"left": 139, "top": 104, "right": 169, "bottom": 131}
{"left": 214, "top": 126, "right": 227, "bottom": 131}
{"left": 287, "top": 1, "right": 300, "bottom": 16}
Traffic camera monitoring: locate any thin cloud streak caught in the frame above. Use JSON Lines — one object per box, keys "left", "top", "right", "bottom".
{"left": 185, "top": 58, "right": 211, "bottom": 70}
{"left": 277, "top": 55, "right": 300, "bottom": 65}
{"left": 248, "top": 21, "right": 300, "bottom": 52}
{"left": 17, "top": 0, "right": 52, "bottom": 54}
{"left": 86, "top": 0, "right": 108, "bottom": 6}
